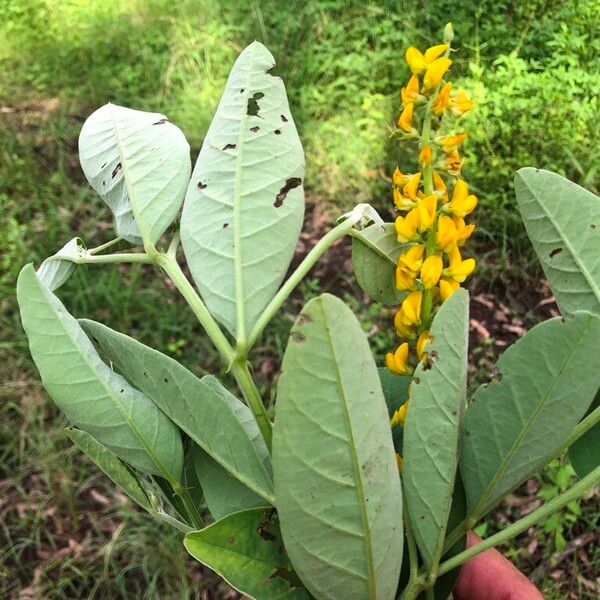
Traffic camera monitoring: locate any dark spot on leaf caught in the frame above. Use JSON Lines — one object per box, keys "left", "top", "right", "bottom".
{"left": 111, "top": 163, "right": 122, "bottom": 179}
{"left": 297, "top": 313, "right": 313, "bottom": 325}
{"left": 274, "top": 177, "right": 302, "bottom": 207}
{"left": 291, "top": 331, "right": 305, "bottom": 343}
{"left": 274, "top": 129, "right": 281, "bottom": 135}
{"left": 413, "top": 377, "right": 420, "bottom": 385}
{"left": 100, "top": 162, "right": 107, "bottom": 169}
{"left": 228, "top": 536, "right": 235, "bottom": 544}
{"left": 152, "top": 118, "right": 167, "bottom": 125}
{"left": 163, "top": 377, "right": 169, "bottom": 383}
{"left": 222, "top": 223, "right": 229, "bottom": 229}
{"left": 269, "top": 566, "right": 304, "bottom": 589}
{"left": 92, "top": 337, "right": 99, "bottom": 344}
{"left": 197, "top": 181, "right": 207, "bottom": 189}
{"left": 247, "top": 92, "right": 265, "bottom": 117}
{"left": 250, "top": 126, "right": 260, "bottom": 132}
{"left": 221, "top": 143, "right": 236, "bottom": 151}
{"left": 120, "top": 389, "right": 124, "bottom": 393}
{"left": 240, "top": 88, "right": 244, "bottom": 93}
{"left": 257, "top": 508, "right": 277, "bottom": 541}
{"left": 549, "top": 247, "right": 563, "bottom": 258}
{"left": 420, "top": 515, "right": 425, "bottom": 519}
{"left": 591, "top": 224, "right": 596, "bottom": 229}
{"left": 265, "top": 62, "right": 275, "bottom": 74}
{"left": 143, "top": 372, "right": 148, "bottom": 378}
{"left": 281, "top": 114, "right": 288, "bottom": 122}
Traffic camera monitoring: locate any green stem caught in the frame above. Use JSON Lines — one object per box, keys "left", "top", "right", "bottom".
{"left": 79, "top": 252, "right": 153, "bottom": 264}
{"left": 437, "top": 464, "right": 600, "bottom": 577}
{"left": 88, "top": 237, "right": 124, "bottom": 255}
{"left": 247, "top": 216, "right": 359, "bottom": 349}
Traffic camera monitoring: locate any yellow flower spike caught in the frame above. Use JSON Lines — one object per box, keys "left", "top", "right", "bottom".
{"left": 416, "top": 331, "right": 432, "bottom": 361}
{"left": 395, "top": 209, "right": 421, "bottom": 243}
{"left": 454, "top": 216, "right": 475, "bottom": 246}
{"left": 416, "top": 195, "right": 438, "bottom": 232}
{"left": 439, "top": 132, "right": 468, "bottom": 154}
{"left": 424, "top": 43, "right": 449, "bottom": 63}
{"left": 432, "top": 82, "right": 452, "bottom": 116}
{"left": 421, "top": 254, "right": 443, "bottom": 289}
{"left": 391, "top": 402, "right": 409, "bottom": 427}
{"left": 398, "top": 102, "right": 414, "bottom": 132}
{"left": 399, "top": 290, "right": 423, "bottom": 326}
{"left": 398, "top": 244, "right": 425, "bottom": 275}
{"left": 423, "top": 57, "right": 452, "bottom": 91}
{"left": 439, "top": 277, "right": 460, "bottom": 301}
{"left": 396, "top": 453, "right": 404, "bottom": 472}
{"left": 449, "top": 180, "right": 478, "bottom": 217}
{"left": 393, "top": 309, "right": 415, "bottom": 338}
{"left": 436, "top": 214, "right": 458, "bottom": 253}
{"left": 433, "top": 171, "right": 448, "bottom": 202}
{"left": 385, "top": 342, "right": 411, "bottom": 375}
{"left": 451, "top": 89, "right": 475, "bottom": 116}
{"left": 401, "top": 74, "right": 420, "bottom": 106}
{"left": 419, "top": 144, "right": 433, "bottom": 165}
{"left": 443, "top": 150, "right": 462, "bottom": 175}
{"left": 444, "top": 247, "right": 476, "bottom": 283}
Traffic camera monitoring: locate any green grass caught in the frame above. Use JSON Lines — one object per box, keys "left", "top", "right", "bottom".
{"left": 2, "top": 0, "right": 600, "bottom": 597}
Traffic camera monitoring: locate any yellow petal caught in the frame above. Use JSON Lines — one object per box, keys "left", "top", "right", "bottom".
{"left": 424, "top": 43, "right": 449, "bottom": 63}
{"left": 436, "top": 214, "right": 458, "bottom": 253}
{"left": 443, "top": 150, "right": 462, "bottom": 174}
{"left": 421, "top": 254, "right": 443, "bottom": 289}
{"left": 396, "top": 267, "right": 417, "bottom": 291}
{"left": 386, "top": 343, "right": 410, "bottom": 375}
{"left": 439, "top": 132, "right": 468, "bottom": 154}
{"left": 423, "top": 57, "right": 452, "bottom": 91}
{"left": 398, "top": 102, "right": 414, "bottom": 132}
{"left": 404, "top": 172, "right": 422, "bottom": 199}
{"left": 392, "top": 167, "right": 408, "bottom": 187}
{"left": 432, "top": 82, "right": 452, "bottom": 116}
{"left": 401, "top": 74, "right": 420, "bottom": 105}
{"left": 398, "top": 244, "right": 425, "bottom": 275}
{"left": 419, "top": 144, "right": 433, "bottom": 165}
{"left": 399, "top": 291, "right": 423, "bottom": 326}
{"left": 451, "top": 89, "right": 474, "bottom": 116}
{"left": 406, "top": 46, "right": 427, "bottom": 74}
{"left": 416, "top": 331, "right": 432, "bottom": 361}
{"left": 445, "top": 248, "right": 475, "bottom": 282}
{"left": 395, "top": 209, "right": 420, "bottom": 243}
{"left": 417, "top": 195, "right": 438, "bottom": 232}
{"left": 454, "top": 217, "right": 475, "bottom": 246}
{"left": 393, "top": 309, "right": 415, "bottom": 338}
{"left": 439, "top": 277, "right": 460, "bottom": 301}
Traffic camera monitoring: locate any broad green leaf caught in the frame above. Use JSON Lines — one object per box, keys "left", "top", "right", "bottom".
{"left": 515, "top": 168, "right": 600, "bottom": 316}
{"left": 351, "top": 223, "right": 408, "bottom": 305}
{"left": 36, "top": 237, "right": 84, "bottom": 291}
{"left": 79, "top": 320, "right": 274, "bottom": 504}
{"left": 181, "top": 41, "right": 305, "bottom": 339}
{"left": 17, "top": 264, "right": 183, "bottom": 479}
{"left": 192, "top": 444, "right": 266, "bottom": 521}
{"left": 64, "top": 427, "right": 152, "bottom": 511}
{"left": 273, "top": 293, "right": 402, "bottom": 600}
{"left": 185, "top": 508, "right": 311, "bottom": 600}
{"left": 402, "top": 289, "right": 469, "bottom": 568}
{"left": 461, "top": 312, "right": 600, "bottom": 520}
{"left": 378, "top": 368, "right": 412, "bottom": 419}
{"left": 79, "top": 103, "right": 191, "bottom": 244}
{"left": 569, "top": 389, "right": 600, "bottom": 479}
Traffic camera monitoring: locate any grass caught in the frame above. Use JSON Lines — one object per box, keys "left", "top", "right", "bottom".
{"left": 1, "top": 0, "right": 600, "bottom": 597}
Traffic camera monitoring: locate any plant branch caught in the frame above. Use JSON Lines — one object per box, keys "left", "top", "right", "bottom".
{"left": 437, "top": 464, "right": 600, "bottom": 577}
{"left": 87, "top": 237, "right": 124, "bottom": 255}
{"left": 78, "top": 251, "right": 153, "bottom": 264}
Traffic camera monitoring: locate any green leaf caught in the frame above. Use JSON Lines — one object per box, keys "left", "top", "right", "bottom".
{"left": 64, "top": 427, "right": 152, "bottom": 511}
{"left": 569, "top": 389, "right": 600, "bottom": 479}
{"left": 17, "top": 264, "right": 183, "bottom": 478}
{"left": 79, "top": 103, "right": 191, "bottom": 244}
{"left": 79, "top": 319, "right": 274, "bottom": 504}
{"left": 402, "top": 289, "right": 469, "bottom": 568}
{"left": 460, "top": 312, "right": 600, "bottom": 520}
{"left": 351, "top": 223, "right": 408, "bottom": 305}
{"left": 378, "top": 368, "right": 412, "bottom": 419}
{"left": 36, "top": 237, "right": 84, "bottom": 291}
{"left": 272, "top": 293, "right": 402, "bottom": 600}
{"left": 515, "top": 168, "right": 600, "bottom": 316}
{"left": 180, "top": 41, "right": 305, "bottom": 340}
{"left": 191, "top": 444, "right": 266, "bottom": 521}
{"left": 184, "top": 507, "right": 311, "bottom": 600}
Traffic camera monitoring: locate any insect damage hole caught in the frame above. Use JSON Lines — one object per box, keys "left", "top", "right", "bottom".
{"left": 274, "top": 177, "right": 302, "bottom": 207}
{"left": 247, "top": 92, "right": 265, "bottom": 117}
{"left": 221, "top": 143, "right": 236, "bottom": 151}
{"left": 549, "top": 247, "right": 563, "bottom": 258}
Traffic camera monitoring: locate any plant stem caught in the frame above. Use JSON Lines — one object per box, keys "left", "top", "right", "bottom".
{"left": 247, "top": 216, "right": 358, "bottom": 349}
{"left": 79, "top": 251, "right": 153, "bottom": 264}
{"left": 437, "top": 464, "right": 600, "bottom": 577}
{"left": 87, "top": 237, "right": 124, "bottom": 255}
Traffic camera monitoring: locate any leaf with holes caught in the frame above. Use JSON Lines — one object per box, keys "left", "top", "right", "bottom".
{"left": 351, "top": 224, "right": 408, "bottom": 305}
{"left": 272, "top": 293, "right": 402, "bottom": 600}
{"left": 515, "top": 168, "right": 600, "bottom": 316}
{"left": 402, "top": 289, "right": 469, "bottom": 568}
{"left": 184, "top": 507, "right": 311, "bottom": 600}
{"left": 180, "top": 41, "right": 305, "bottom": 340}
{"left": 460, "top": 312, "right": 600, "bottom": 520}
{"left": 79, "top": 319, "right": 274, "bottom": 505}
{"left": 17, "top": 264, "right": 183, "bottom": 478}
{"left": 79, "top": 103, "right": 191, "bottom": 244}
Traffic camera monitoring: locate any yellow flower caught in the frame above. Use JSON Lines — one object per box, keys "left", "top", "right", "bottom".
{"left": 396, "top": 453, "right": 404, "bottom": 472}
{"left": 406, "top": 44, "right": 449, "bottom": 74}
{"left": 436, "top": 214, "right": 458, "bottom": 253}
{"left": 395, "top": 208, "right": 421, "bottom": 243}
{"left": 432, "top": 82, "right": 452, "bottom": 116}
{"left": 391, "top": 401, "right": 409, "bottom": 426}
{"left": 401, "top": 74, "right": 420, "bottom": 106}
{"left": 419, "top": 144, "right": 433, "bottom": 165}
{"left": 421, "top": 254, "right": 443, "bottom": 289}
{"left": 448, "top": 180, "right": 478, "bottom": 217}
{"left": 423, "top": 57, "right": 452, "bottom": 91}
{"left": 416, "top": 331, "right": 432, "bottom": 361}
{"left": 439, "top": 132, "right": 468, "bottom": 154}
{"left": 394, "top": 172, "right": 421, "bottom": 210}
{"left": 398, "top": 290, "right": 423, "bottom": 326}
{"left": 398, "top": 102, "right": 414, "bottom": 132}
{"left": 392, "top": 167, "right": 409, "bottom": 187}
{"left": 396, "top": 267, "right": 417, "bottom": 291}
{"left": 439, "top": 277, "right": 460, "bottom": 301}
{"left": 443, "top": 150, "right": 462, "bottom": 175}
{"left": 393, "top": 309, "right": 415, "bottom": 338}
{"left": 417, "top": 195, "right": 437, "bottom": 232}
{"left": 433, "top": 171, "right": 448, "bottom": 202}
{"left": 444, "top": 247, "right": 476, "bottom": 283}
{"left": 454, "top": 216, "right": 475, "bottom": 246}
{"left": 451, "top": 90, "right": 474, "bottom": 116}
{"left": 386, "top": 343, "right": 411, "bottom": 375}
{"left": 398, "top": 244, "right": 425, "bottom": 276}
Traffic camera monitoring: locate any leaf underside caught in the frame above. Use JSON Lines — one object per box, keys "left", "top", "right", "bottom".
{"left": 569, "top": 389, "right": 600, "bottom": 479}
{"left": 402, "top": 289, "right": 469, "bottom": 567}
{"left": 272, "top": 293, "right": 402, "bottom": 600}
{"left": 181, "top": 41, "right": 305, "bottom": 339}
{"left": 460, "top": 311, "right": 600, "bottom": 519}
